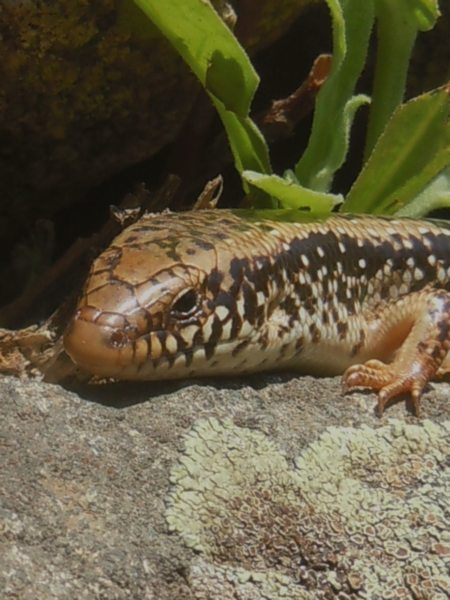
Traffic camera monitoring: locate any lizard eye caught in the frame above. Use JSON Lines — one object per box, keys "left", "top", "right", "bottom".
{"left": 171, "top": 289, "right": 199, "bottom": 318}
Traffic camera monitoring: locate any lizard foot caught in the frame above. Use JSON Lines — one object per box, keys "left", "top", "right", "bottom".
{"left": 341, "top": 289, "right": 450, "bottom": 416}
{"left": 342, "top": 359, "right": 430, "bottom": 417}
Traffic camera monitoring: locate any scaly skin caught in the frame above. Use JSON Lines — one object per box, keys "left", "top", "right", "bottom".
{"left": 64, "top": 209, "right": 450, "bottom": 415}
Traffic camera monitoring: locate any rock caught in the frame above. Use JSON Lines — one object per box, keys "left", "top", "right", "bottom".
{"left": 2, "top": 372, "right": 450, "bottom": 598}
{"left": 0, "top": 0, "right": 315, "bottom": 249}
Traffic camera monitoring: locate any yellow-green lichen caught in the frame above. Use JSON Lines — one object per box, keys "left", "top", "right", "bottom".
{"left": 166, "top": 418, "right": 450, "bottom": 599}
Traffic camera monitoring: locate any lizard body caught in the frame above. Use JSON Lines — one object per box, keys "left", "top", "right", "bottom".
{"left": 64, "top": 209, "right": 450, "bottom": 415}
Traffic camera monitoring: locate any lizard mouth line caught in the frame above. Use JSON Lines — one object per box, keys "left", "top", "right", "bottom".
{"left": 63, "top": 312, "right": 258, "bottom": 379}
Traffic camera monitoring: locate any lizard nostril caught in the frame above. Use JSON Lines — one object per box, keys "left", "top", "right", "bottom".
{"left": 110, "top": 330, "right": 129, "bottom": 348}
{"left": 109, "top": 324, "right": 139, "bottom": 348}
{"left": 64, "top": 307, "right": 144, "bottom": 378}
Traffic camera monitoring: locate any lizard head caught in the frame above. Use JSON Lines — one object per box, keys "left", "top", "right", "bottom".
{"left": 64, "top": 210, "right": 284, "bottom": 380}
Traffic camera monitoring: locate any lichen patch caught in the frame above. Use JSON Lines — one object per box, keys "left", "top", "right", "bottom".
{"left": 166, "top": 417, "right": 450, "bottom": 599}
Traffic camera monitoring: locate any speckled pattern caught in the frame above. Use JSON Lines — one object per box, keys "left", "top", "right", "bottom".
{"left": 167, "top": 417, "right": 450, "bottom": 599}
{"left": 64, "top": 209, "right": 450, "bottom": 413}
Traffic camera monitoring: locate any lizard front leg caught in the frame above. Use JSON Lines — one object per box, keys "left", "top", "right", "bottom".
{"left": 342, "top": 288, "right": 450, "bottom": 416}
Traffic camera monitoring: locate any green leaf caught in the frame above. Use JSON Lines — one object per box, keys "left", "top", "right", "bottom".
{"left": 343, "top": 85, "right": 450, "bottom": 214}
{"left": 134, "top": 0, "right": 257, "bottom": 116}
{"left": 212, "top": 100, "right": 272, "bottom": 177}
{"left": 243, "top": 171, "right": 342, "bottom": 216}
{"left": 306, "top": 94, "right": 371, "bottom": 192}
{"left": 134, "top": 0, "right": 271, "bottom": 186}
{"left": 205, "top": 51, "right": 247, "bottom": 115}
{"left": 408, "top": 0, "right": 441, "bottom": 31}
{"left": 365, "top": 0, "right": 441, "bottom": 157}
{"left": 295, "top": 0, "right": 375, "bottom": 192}
{"left": 395, "top": 165, "right": 450, "bottom": 217}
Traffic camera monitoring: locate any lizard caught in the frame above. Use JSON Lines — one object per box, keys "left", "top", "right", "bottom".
{"left": 63, "top": 209, "right": 450, "bottom": 416}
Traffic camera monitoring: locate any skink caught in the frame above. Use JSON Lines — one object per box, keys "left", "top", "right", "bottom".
{"left": 64, "top": 209, "right": 450, "bottom": 415}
